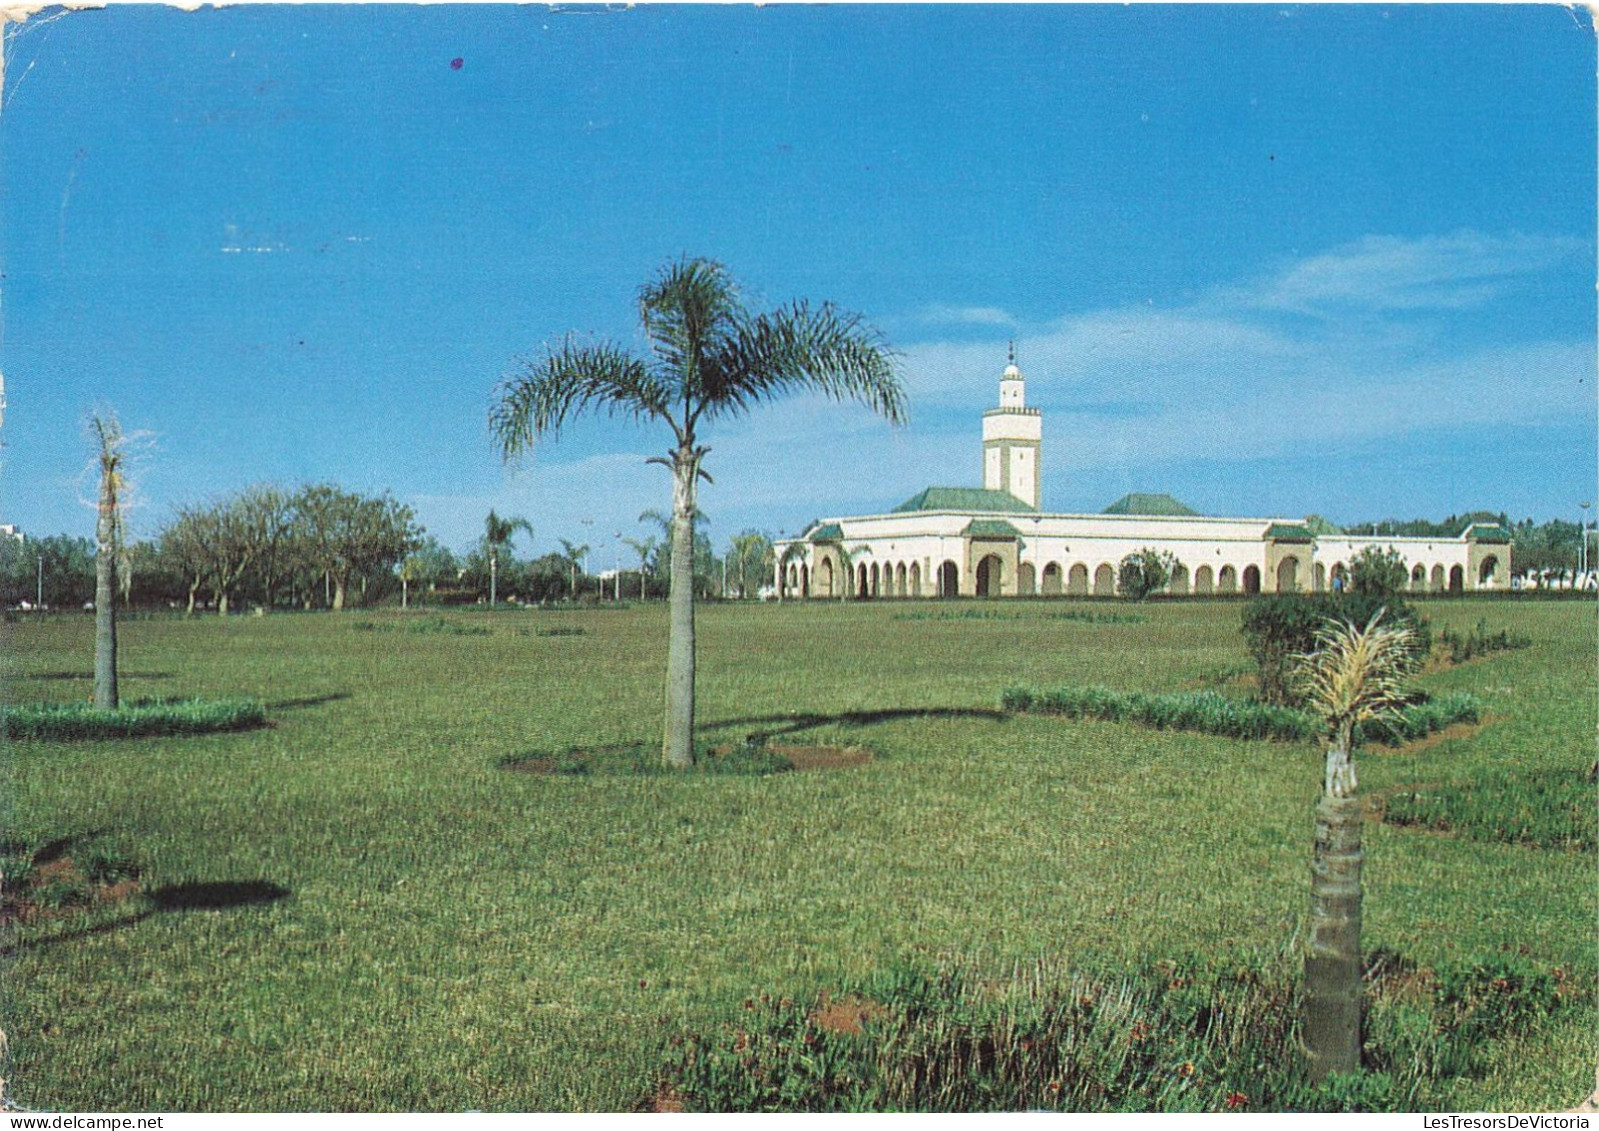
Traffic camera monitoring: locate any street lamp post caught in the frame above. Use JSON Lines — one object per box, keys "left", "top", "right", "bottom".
{"left": 37, "top": 554, "right": 43, "bottom": 610}
{"left": 614, "top": 533, "right": 622, "bottom": 602}
{"left": 1581, "top": 503, "right": 1591, "bottom": 587}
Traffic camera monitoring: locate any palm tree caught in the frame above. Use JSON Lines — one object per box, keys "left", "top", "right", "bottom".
{"left": 1293, "top": 608, "right": 1417, "bottom": 1081}
{"left": 492, "top": 257, "right": 904, "bottom": 767}
{"left": 90, "top": 412, "right": 128, "bottom": 711}
{"left": 559, "top": 538, "right": 590, "bottom": 601}
{"left": 483, "top": 510, "right": 533, "bottom": 607}
{"left": 624, "top": 536, "right": 659, "bottom": 601}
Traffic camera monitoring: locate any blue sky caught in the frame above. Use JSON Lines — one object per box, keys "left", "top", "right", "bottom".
{"left": 3, "top": 4, "right": 1594, "bottom": 559}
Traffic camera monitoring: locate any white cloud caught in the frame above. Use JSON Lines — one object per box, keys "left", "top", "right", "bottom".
{"left": 1237, "top": 231, "right": 1586, "bottom": 315}
{"left": 914, "top": 304, "right": 1019, "bottom": 328}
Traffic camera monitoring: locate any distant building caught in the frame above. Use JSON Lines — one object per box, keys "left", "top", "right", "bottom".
{"left": 0, "top": 524, "right": 23, "bottom": 543}
{"left": 774, "top": 352, "right": 1509, "bottom": 598}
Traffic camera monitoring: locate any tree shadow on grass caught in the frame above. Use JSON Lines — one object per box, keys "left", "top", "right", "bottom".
{"left": 2, "top": 880, "right": 292, "bottom": 956}
{"left": 701, "top": 706, "right": 1008, "bottom": 741}
{"left": 20, "top": 671, "right": 175, "bottom": 681}
{"left": 265, "top": 691, "right": 352, "bottom": 711}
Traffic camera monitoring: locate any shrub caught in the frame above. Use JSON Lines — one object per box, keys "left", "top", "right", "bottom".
{"left": 1240, "top": 595, "right": 1430, "bottom": 707}
{"left": 1118, "top": 548, "right": 1179, "bottom": 602}
{"left": 2, "top": 698, "right": 268, "bottom": 740}
{"left": 1002, "top": 685, "right": 1479, "bottom": 748}
{"left": 650, "top": 951, "right": 1580, "bottom": 1112}
{"left": 1437, "top": 619, "right": 1529, "bottom": 665}
{"left": 1382, "top": 767, "right": 1596, "bottom": 851}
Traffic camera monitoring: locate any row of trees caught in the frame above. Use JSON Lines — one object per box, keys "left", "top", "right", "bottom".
{"left": 1, "top": 508, "right": 778, "bottom": 614}
{"left": 0, "top": 485, "right": 425, "bottom": 614}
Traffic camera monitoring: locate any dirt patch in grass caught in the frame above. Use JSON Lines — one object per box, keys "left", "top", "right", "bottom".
{"left": 0, "top": 852, "right": 143, "bottom": 927}
{"left": 506, "top": 743, "right": 870, "bottom": 775}
{"left": 766, "top": 744, "right": 872, "bottom": 772}
{"left": 809, "top": 993, "right": 886, "bottom": 1036}
{"left": 1376, "top": 716, "right": 1495, "bottom": 757}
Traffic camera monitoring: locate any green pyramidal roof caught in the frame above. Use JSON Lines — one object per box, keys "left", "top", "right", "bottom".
{"left": 1102, "top": 493, "right": 1199, "bottom": 517}
{"left": 893, "top": 487, "right": 1038, "bottom": 514}
{"left": 963, "top": 519, "right": 1023, "bottom": 539}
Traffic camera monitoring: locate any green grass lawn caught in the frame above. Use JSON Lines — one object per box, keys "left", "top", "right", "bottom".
{"left": 2, "top": 598, "right": 1592, "bottom": 1111}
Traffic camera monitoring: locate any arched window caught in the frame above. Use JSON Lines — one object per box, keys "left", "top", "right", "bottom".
{"left": 1243, "top": 564, "right": 1261, "bottom": 595}
{"left": 1411, "top": 563, "right": 1427, "bottom": 591}
{"left": 1194, "top": 565, "right": 1214, "bottom": 595}
{"left": 1068, "top": 563, "right": 1089, "bottom": 596}
{"left": 1218, "top": 565, "right": 1238, "bottom": 594}
{"left": 1093, "top": 563, "right": 1116, "bottom": 596}
{"left": 1042, "top": 562, "right": 1063, "bottom": 596}
{"left": 1478, "top": 556, "right": 1499, "bottom": 586}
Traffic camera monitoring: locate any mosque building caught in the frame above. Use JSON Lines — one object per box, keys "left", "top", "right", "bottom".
{"left": 773, "top": 351, "right": 1510, "bottom": 599}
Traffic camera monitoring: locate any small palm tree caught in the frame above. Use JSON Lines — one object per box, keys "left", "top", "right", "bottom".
{"left": 492, "top": 257, "right": 904, "bottom": 768}
{"left": 483, "top": 511, "right": 533, "bottom": 607}
{"left": 1293, "top": 608, "right": 1417, "bottom": 1082}
{"left": 624, "top": 536, "right": 659, "bottom": 601}
{"left": 90, "top": 413, "right": 128, "bottom": 711}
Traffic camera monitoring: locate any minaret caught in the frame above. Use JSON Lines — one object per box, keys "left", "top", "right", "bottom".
{"left": 982, "top": 343, "right": 1043, "bottom": 508}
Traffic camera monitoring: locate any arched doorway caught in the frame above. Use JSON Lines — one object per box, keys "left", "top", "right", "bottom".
{"left": 975, "top": 554, "right": 1004, "bottom": 598}
{"left": 1017, "top": 562, "right": 1035, "bottom": 596}
{"left": 1478, "top": 556, "right": 1499, "bottom": 586}
{"left": 1430, "top": 564, "right": 1446, "bottom": 592}
{"left": 1218, "top": 565, "right": 1238, "bottom": 594}
{"left": 1093, "top": 563, "right": 1116, "bottom": 596}
{"left": 938, "top": 560, "right": 959, "bottom": 597}
{"left": 857, "top": 563, "right": 869, "bottom": 599}
{"left": 870, "top": 562, "right": 880, "bottom": 598}
{"left": 1449, "top": 565, "right": 1464, "bottom": 592}
{"left": 816, "top": 559, "right": 831, "bottom": 598}
{"left": 1168, "top": 563, "right": 1189, "bottom": 595}
{"left": 1330, "top": 563, "right": 1348, "bottom": 593}
{"left": 1314, "top": 563, "right": 1326, "bottom": 592}
{"left": 1194, "top": 564, "right": 1214, "bottom": 595}
{"left": 1275, "top": 557, "right": 1298, "bottom": 593}
{"left": 909, "top": 562, "right": 921, "bottom": 597}
{"left": 1243, "top": 564, "right": 1261, "bottom": 595}
{"left": 1411, "top": 563, "right": 1427, "bottom": 591}
{"left": 895, "top": 562, "right": 908, "bottom": 597}
{"left": 1068, "top": 563, "right": 1089, "bottom": 596}
{"left": 1041, "top": 562, "right": 1063, "bottom": 596}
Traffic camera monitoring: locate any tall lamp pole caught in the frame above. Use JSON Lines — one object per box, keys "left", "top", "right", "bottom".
{"left": 37, "top": 554, "right": 43, "bottom": 610}
{"left": 1581, "top": 502, "right": 1591, "bottom": 587}
{"left": 614, "top": 533, "right": 622, "bottom": 602}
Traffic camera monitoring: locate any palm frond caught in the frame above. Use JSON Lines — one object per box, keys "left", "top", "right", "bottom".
{"left": 700, "top": 299, "right": 906, "bottom": 427}
{"left": 639, "top": 258, "right": 742, "bottom": 405}
{"left": 490, "top": 338, "right": 669, "bottom": 458}
{"left": 1293, "top": 608, "right": 1417, "bottom": 741}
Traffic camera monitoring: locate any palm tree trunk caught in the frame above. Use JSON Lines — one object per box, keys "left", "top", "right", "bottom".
{"left": 662, "top": 449, "right": 698, "bottom": 769}
{"left": 1304, "top": 735, "right": 1363, "bottom": 1082}
{"left": 93, "top": 471, "right": 118, "bottom": 711}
